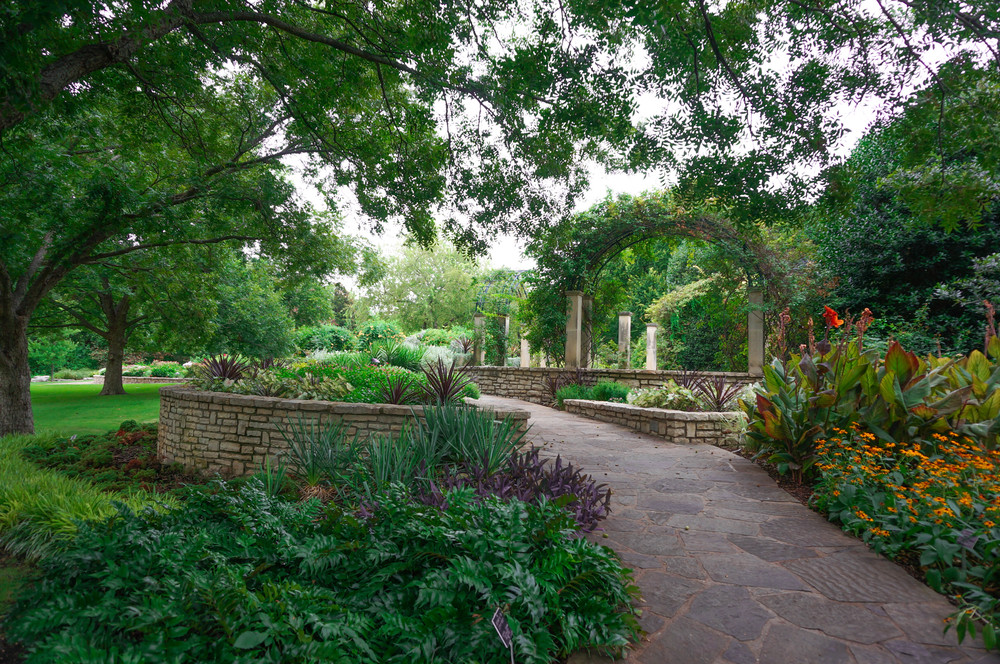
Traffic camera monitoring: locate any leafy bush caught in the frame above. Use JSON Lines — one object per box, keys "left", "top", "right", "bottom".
{"left": 627, "top": 381, "right": 701, "bottom": 411}
{"left": 555, "top": 383, "right": 591, "bottom": 409}
{"left": 122, "top": 364, "right": 150, "bottom": 377}
{"left": 52, "top": 368, "right": 93, "bottom": 380}
{"left": 811, "top": 426, "right": 1000, "bottom": 648}
{"left": 425, "top": 448, "right": 612, "bottom": 533}
{"left": 4, "top": 482, "right": 639, "bottom": 663}
{"left": 294, "top": 324, "right": 357, "bottom": 353}
{"left": 463, "top": 382, "right": 481, "bottom": 400}
{"left": 149, "top": 362, "right": 184, "bottom": 378}
{"left": 339, "top": 365, "right": 429, "bottom": 404}
{"left": 590, "top": 381, "right": 631, "bottom": 403}
{"left": 421, "top": 344, "right": 463, "bottom": 369}
{"left": 357, "top": 319, "right": 403, "bottom": 350}
{"left": 741, "top": 333, "right": 1000, "bottom": 483}
{"left": 0, "top": 433, "right": 174, "bottom": 560}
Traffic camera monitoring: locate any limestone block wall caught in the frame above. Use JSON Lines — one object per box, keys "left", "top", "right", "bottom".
{"left": 158, "top": 386, "right": 531, "bottom": 477}
{"left": 563, "top": 399, "right": 743, "bottom": 448}
{"left": 464, "top": 367, "right": 755, "bottom": 405}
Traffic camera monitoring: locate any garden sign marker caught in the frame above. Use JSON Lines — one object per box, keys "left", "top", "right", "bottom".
{"left": 492, "top": 607, "right": 515, "bottom": 663}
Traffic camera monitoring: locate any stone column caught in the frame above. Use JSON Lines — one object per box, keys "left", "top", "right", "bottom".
{"left": 617, "top": 311, "right": 632, "bottom": 368}
{"left": 539, "top": 354, "right": 548, "bottom": 368}
{"left": 565, "top": 291, "right": 584, "bottom": 368}
{"left": 748, "top": 289, "right": 764, "bottom": 376}
{"left": 520, "top": 338, "right": 531, "bottom": 368}
{"left": 581, "top": 295, "right": 594, "bottom": 368}
{"left": 473, "top": 313, "right": 486, "bottom": 366}
{"left": 645, "top": 323, "right": 658, "bottom": 370}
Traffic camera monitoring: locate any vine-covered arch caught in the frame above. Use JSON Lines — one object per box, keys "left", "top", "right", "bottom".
{"left": 523, "top": 191, "right": 773, "bottom": 373}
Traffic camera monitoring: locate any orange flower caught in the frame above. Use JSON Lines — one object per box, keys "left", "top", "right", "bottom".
{"left": 822, "top": 306, "right": 844, "bottom": 328}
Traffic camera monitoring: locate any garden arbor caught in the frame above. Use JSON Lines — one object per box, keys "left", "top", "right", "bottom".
{"left": 525, "top": 193, "right": 772, "bottom": 374}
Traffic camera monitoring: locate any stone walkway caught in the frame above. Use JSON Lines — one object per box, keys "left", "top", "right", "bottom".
{"left": 478, "top": 396, "right": 998, "bottom": 664}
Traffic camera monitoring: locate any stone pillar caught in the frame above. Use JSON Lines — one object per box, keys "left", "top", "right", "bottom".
{"left": 581, "top": 295, "right": 594, "bottom": 368}
{"left": 617, "top": 311, "right": 632, "bottom": 368}
{"left": 565, "top": 291, "right": 584, "bottom": 368}
{"left": 500, "top": 315, "right": 510, "bottom": 338}
{"left": 748, "top": 289, "right": 764, "bottom": 376}
{"left": 539, "top": 354, "right": 548, "bottom": 368}
{"left": 473, "top": 313, "right": 486, "bottom": 366}
{"left": 645, "top": 323, "right": 658, "bottom": 370}
{"left": 520, "top": 338, "right": 531, "bottom": 368}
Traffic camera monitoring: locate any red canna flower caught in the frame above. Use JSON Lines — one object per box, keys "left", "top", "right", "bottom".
{"left": 822, "top": 306, "right": 844, "bottom": 328}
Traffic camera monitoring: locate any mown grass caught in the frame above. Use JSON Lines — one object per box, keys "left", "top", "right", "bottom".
{"left": 31, "top": 383, "right": 163, "bottom": 435}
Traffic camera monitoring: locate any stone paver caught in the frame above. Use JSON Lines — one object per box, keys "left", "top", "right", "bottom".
{"left": 477, "top": 396, "right": 998, "bottom": 664}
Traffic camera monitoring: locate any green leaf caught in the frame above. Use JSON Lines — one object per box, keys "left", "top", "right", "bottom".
{"left": 233, "top": 631, "right": 268, "bottom": 649}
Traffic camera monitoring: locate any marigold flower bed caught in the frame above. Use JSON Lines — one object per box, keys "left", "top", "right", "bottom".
{"left": 812, "top": 426, "right": 1000, "bottom": 647}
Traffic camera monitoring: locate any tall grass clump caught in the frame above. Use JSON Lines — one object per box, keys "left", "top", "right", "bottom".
{"left": 0, "top": 433, "right": 175, "bottom": 560}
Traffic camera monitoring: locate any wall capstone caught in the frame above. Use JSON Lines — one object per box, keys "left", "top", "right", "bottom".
{"left": 563, "top": 399, "right": 744, "bottom": 449}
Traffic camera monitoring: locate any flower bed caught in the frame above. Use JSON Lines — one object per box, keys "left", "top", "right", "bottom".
{"left": 812, "top": 426, "right": 1000, "bottom": 646}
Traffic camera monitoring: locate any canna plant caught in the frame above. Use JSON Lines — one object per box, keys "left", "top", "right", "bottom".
{"left": 743, "top": 306, "right": 1000, "bottom": 483}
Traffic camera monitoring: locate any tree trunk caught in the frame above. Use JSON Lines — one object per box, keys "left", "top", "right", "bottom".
{"left": 0, "top": 312, "right": 35, "bottom": 436}
{"left": 100, "top": 325, "right": 127, "bottom": 396}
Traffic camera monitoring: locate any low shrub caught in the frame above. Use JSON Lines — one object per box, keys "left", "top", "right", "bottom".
{"left": 590, "top": 381, "right": 631, "bottom": 403}
{"left": 51, "top": 368, "right": 92, "bottom": 380}
{"left": 626, "top": 381, "right": 700, "bottom": 411}
{"left": 425, "top": 448, "right": 612, "bottom": 533}
{"left": 555, "top": 383, "right": 591, "bottom": 409}
{"left": 18, "top": 423, "right": 193, "bottom": 496}
{"left": 3, "top": 482, "right": 639, "bottom": 663}
{"left": 463, "top": 382, "right": 481, "bottom": 400}
{"left": 149, "top": 362, "right": 184, "bottom": 378}
{"left": 357, "top": 319, "right": 404, "bottom": 350}
{"left": 122, "top": 365, "right": 150, "bottom": 377}
{"left": 0, "top": 432, "right": 174, "bottom": 560}
{"left": 295, "top": 324, "right": 357, "bottom": 353}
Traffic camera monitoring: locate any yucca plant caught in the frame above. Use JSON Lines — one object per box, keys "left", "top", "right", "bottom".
{"left": 418, "top": 403, "right": 527, "bottom": 474}
{"left": 276, "top": 415, "right": 364, "bottom": 487}
{"left": 422, "top": 358, "right": 473, "bottom": 404}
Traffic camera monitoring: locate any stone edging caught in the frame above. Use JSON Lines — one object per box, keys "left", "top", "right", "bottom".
{"left": 464, "top": 366, "right": 755, "bottom": 405}
{"left": 562, "top": 398, "right": 742, "bottom": 448}
{"left": 94, "top": 376, "right": 192, "bottom": 384}
{"left": 157, "top": 386, "right": 531, "bottom": 477}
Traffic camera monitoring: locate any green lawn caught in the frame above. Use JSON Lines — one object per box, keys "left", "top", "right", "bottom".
{"left": 30, "top": 382, "right": 163, "bottom": 435}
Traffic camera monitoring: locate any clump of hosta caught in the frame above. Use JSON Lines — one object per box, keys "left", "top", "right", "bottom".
{"left": 626, "top": 381, "right": 700, "bottom": 411}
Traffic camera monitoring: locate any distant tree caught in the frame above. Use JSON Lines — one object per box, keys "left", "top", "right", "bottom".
{"left": 361, "top": 242, "right": 480, "bottom": 333}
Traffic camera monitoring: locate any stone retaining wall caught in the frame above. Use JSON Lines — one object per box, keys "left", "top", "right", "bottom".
{"left": 563, "top": 399, "right": 742, "bottom": 448}
{"left": 94, "top": 376, "right": 191, "bottom": 384}
{"left": 158, "top": 386, "right": 531, "bottom": 477}
{"left": 464, "top": 367, "right": 754, "bottom": 405}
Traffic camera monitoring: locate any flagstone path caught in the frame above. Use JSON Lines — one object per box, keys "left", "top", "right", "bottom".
{"left": 477, "top": 396, "right": 998, "bottom": 664}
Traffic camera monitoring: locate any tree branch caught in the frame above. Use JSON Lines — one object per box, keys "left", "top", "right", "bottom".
{"left": 83, "top": 235, "right": 257, "bottom": 262}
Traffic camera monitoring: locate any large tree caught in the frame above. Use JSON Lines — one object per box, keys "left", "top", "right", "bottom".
{"left": 0, "top": 0, "right": 640, "bottom": 436}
